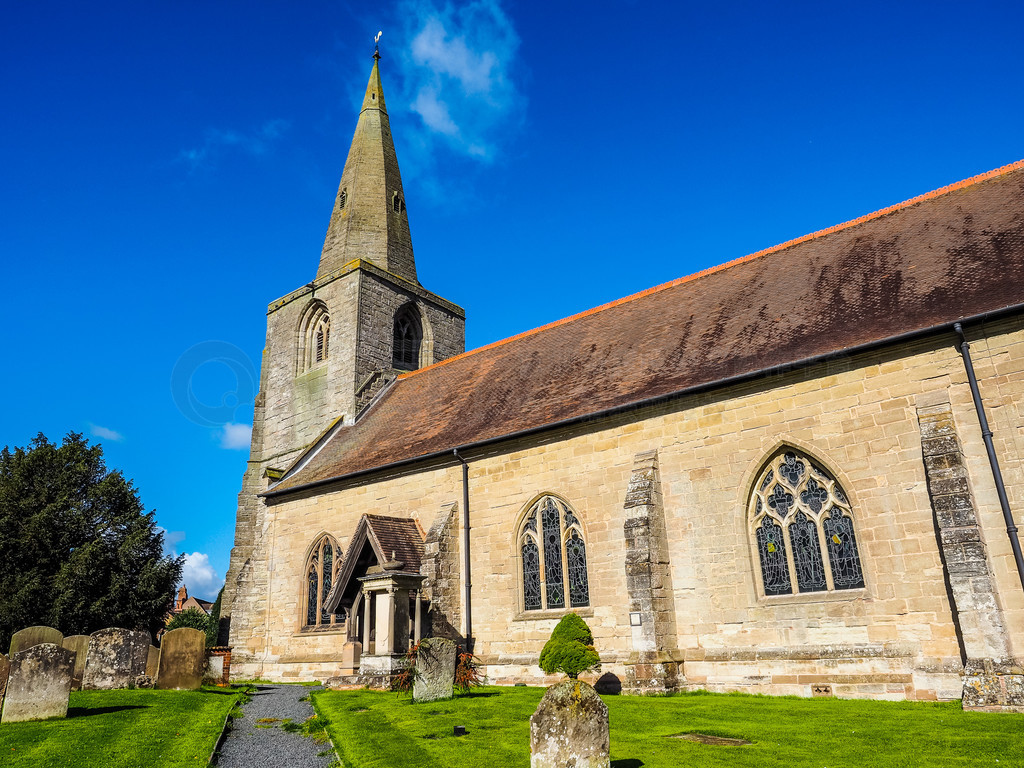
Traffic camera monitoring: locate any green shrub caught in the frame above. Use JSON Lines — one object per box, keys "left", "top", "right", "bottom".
{"left": 538, "top": 612, "right": 600, "bottom": 679}
{"left": 166, "top": 606, "right": 211, "bottom": 634}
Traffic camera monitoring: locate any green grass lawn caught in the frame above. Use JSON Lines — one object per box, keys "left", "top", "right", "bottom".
{"left": 313, "top": 686, "right": 1024, "bottom": 768}
{"left": 0, "top": 686, "right": 243, "bottom": 767}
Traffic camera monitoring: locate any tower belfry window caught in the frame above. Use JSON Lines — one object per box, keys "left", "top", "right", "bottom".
{"left": 299, "top": 301, "right": 331, "bottom": 373}
{"left": 392, "top": 192, "right": 404, "bottom": 214}
{"left": 392, "top": 305, "right": 422, "bottom": 370}
{"left": 338, "top": 188, "right": 347, "bottom": 210}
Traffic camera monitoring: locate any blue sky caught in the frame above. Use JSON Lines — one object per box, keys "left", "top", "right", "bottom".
{"left": 2, "top": 1, "right": 1022, "bottom": 599}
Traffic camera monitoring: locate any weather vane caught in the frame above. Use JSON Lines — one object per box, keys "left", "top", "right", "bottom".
{"left": 374, "top": 30, "right": 382, "bottom": 59}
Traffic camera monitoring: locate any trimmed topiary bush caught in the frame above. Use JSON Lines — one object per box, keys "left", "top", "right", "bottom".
{"left": 538, "top": 612, "right": 600, "bottom": 679}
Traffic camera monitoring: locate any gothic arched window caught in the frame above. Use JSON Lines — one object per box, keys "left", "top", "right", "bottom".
{"left": 299, "top": 301, "right": 330, "bottom": 373}
{"left": 392, "top": 305, "right": 422, "bottom": 370}
{"left": 302, "top": 534, "right": 342, "bottom": 630}
{"left": 519, "top": 496, "right": 590, "bottom": 612}
{"left": 750, "top": 450, "right": 865, "bottom": 596}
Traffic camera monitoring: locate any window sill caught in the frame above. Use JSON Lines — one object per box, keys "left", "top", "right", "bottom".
{"left": 513, "top": 607, "right": 594, "bottom": 622}
{"left": 294, "top": 627, "right": 348, "bottom": 637}
{"left": 757, "top": 587, "right": 870, "bottom": 606}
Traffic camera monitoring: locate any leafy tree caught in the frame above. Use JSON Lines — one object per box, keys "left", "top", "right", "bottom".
{"left": 538, "top": 612, "right": 601, "bottom": 679}
{"left": 166, "top": 606, "right": 211, "bottom": 634}
{"left": 205, "top": 587, "right": 223, "bottom": 647}
{"left": 0, "top": 433, "right": 183, "bottom": 651}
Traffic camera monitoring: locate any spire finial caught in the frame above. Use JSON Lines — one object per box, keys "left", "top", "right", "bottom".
{"left": 374, "top": 30, "right": 382, "bottom": 60}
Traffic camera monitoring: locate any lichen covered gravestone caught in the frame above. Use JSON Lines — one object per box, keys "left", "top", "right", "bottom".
{"left": 0, "top": 653, "right": 10, "bottom": 712}
{"left": 1, "top": 644, "right": 74, "bottom": 723}
{"left": 530, "top": 680, "right": 610, "bottom": 768}
{"left": 81, "top": 628, "right": 150, "bottom": 690}
{"left": 9, "top": 626, "right": 64, "bottom": 656}
{"left": 412, "top": 637, "right": 457, "bottom": 703}
{"left": 62, "top": 635, "right": 90, "bottom": 691}
{"left": 156, "top": 627, "right": 206, "bottom": 690}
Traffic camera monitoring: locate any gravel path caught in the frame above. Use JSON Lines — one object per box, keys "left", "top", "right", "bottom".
{"left": 215, "top": 684, "right": 335, "bottom": 767}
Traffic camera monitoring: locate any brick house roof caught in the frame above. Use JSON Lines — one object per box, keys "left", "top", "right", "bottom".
{"left": 269, "top": 160, "right": 1024, "bottom": 496}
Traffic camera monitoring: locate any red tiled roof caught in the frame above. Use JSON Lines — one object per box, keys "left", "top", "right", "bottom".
{"left": 269, "top": 161, "right": 1024, "bottom": 495}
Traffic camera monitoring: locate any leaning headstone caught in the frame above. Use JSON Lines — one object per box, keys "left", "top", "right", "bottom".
{"left": 9, "top": 626, "right": 63, "bottom": 656}
{"left": 530, "top": 680, "right": 610, "bottom": 768}
{"left": 0, "top": 644, "right": 74, "bottom": 723}
{"left": 146, "top": 646, "right": 160, "bottom": 678}
{"left": 412, "top": 637, "right": 457, "bottom": 703}
{"left": 81, "top": 628, "right": 150, "bottom": 690}
{"left": 156, "top": 627, "right": 206, "bottom": 690}
{"left": 0, "top": 653, "right": 10, "bottom": 712}
{"left": 62, "top": 635, "right": 90, "bottom": 691}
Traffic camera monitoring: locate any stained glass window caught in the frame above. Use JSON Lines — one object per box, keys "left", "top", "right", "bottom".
{"left": 823, "top": 509, "right": 865, "bottom": 589}
{"left": 541, "top": 499, "right": 565, "bottom": 608}
{"left": 520, "top": 496, "right": 590, "bottom": 611}
{"left": 756, "top": 516, "right": 791, "bottom": 595}
{"left": 302, "top": 535, "right": 341, "bottom": 630}
{"left": 522, "top": 537, "right": 542, "bottom": 610}
{"left": 750, "top": 450, "right": 864, "bottom": 596}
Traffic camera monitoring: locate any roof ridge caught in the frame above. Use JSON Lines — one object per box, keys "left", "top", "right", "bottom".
{"left": 396, "top": 158, "right": 1024, "bottom": 382}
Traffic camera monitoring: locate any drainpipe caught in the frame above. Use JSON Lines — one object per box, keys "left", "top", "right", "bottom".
{"left": 453, "top": 449, "right": 473, "bottom": 651}
{"left": 953, "top": 322, "right": 1024, "bottom": 593}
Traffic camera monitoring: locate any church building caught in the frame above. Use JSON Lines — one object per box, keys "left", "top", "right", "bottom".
{"left": 222, "top": 54, "right": 1024, "bottom": 708}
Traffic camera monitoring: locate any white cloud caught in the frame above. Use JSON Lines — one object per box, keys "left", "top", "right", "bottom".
{"left": 178, "top": 119, "right": 289, "bottom": 171}
{"left": 220, "top": 422, "right": 253, "bottom": 450}
{"left": 396, "top": 0, "right": 524, "bottom": 162}
{"left": 89, "top": 423, "right": 124, "bottom": 442}
{"left": 181, "top": 552, "right": 224, "bottom": 600}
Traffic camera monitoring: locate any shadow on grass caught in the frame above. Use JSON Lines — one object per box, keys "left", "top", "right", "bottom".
{"left": 611, "top": 760, "right": 644, "bottom": 767}
{"left": 67, "top": 705, "right": 149, "bottom": 718}
{"left": 457, "top": 691, "right": 501, "bottom": 699}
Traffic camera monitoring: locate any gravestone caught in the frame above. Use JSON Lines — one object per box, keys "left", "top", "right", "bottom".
{"left": 156, "top": 627, "right": 206, "bottom": 690}
{"left": 0, "top": 644, "right": 74, "bottom": 723}
{"left": 62, "top": 635, "right": 90, "bottom": 690}
{"left": 0, "top": 653, "right": 9, "bottom": 712}
{"left": 412, "top": 637, "right": 457, "bottom": 703}
{"left": 530, "top": 680, "right": 610, "bottom": 768}
{"left": 9, "top": 626, "right": 63, "bottom": 656}
{"left": 81, "top": 628, "right": 150, "bottom": 690}
{"left": 146, "top": 646, "right": 160, "bottom": 678}
{"left": 204, "top": 654, "right": 224, "bottom": 683}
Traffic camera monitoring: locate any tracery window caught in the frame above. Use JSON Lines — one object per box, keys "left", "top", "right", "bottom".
{"left": 392, "top": 305, "right": 422, "bottom": 370}
{"left": 303, "top": 534, "right": 342, "bottom": 630}
{"left": 750, "top": 450, "right": 864, "bottom": 596}
{"left": 519, "top": 496, "right": 590, "bottom": 611}
{"left": 299, "top": 301, "right": 330, "bottom": 373}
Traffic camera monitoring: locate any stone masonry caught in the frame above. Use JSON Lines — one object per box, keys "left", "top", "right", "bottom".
{"left": 420, "top": 504, "right": 463, "bottom": 642}
{"left": 917, "top": 399, "right": 1022, "bottom": 710}
{"left": 622, "top": 450, "right": 681, "bottom": 694}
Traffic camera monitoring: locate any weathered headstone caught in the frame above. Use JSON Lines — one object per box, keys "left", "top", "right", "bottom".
{"left": 146, "top": 646, "right": 160, "bottom": 678}
{"left": 156, "top": 627, "right": 206, "bottom": 690}
{"left": 0, "top": 653, "right": 10, "bottom": 712}
{"left": 62, "top": 635, "right": 90, "bottom": 691}
{"left": 81, "top": 628, "right": 150, "bottom": 690}
{"left": 0, "top": 644, "right": 74, "bottom": 723}
{"left": 412, "top": 637, "right": 457, "bottom": 703}
{"left": 530, "top": 680, "right": 610, "bottom": 768}
{"left": 204, "top": 654, "right": 224, "bottom": 683}
{"left": 9, "top": 626, "right": 63, "bottom": 656}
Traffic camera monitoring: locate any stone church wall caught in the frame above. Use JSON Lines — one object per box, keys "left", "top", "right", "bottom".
{"left": 239, "top": 316, "right": 1024, "bottom": 701}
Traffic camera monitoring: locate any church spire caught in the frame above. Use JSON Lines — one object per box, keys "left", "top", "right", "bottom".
{"left": 318, "top": 54, "right": 417, "bottom": 283}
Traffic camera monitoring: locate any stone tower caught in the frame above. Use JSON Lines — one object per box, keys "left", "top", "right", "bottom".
{"left": 220, "top": 54, "right": 465, "bottom": 658}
